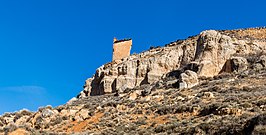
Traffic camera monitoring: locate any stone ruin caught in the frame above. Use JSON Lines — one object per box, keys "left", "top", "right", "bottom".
{"left": 112, "top": 38, "right": 132, "bottom": 61}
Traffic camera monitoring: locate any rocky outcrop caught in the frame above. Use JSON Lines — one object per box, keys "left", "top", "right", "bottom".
{"left": 79, "top": 37, "right": 197, "bottom": 97}
{"left": 194, "top": 30, "right": 236, "bottom": 77}
{"left": 1, "top": 56, "right": 266, "bottom": 134}
{"left": 78, "top": 28, "right": 266, "bottom": 97}
{"left": 1, "top": 27, "right": 266, "bottom": 134}
{"left": 222, "top": 57, "right": 248, "bottom": 73}
{"left": 179, "top": 70, "right": 198, "bottom": 89}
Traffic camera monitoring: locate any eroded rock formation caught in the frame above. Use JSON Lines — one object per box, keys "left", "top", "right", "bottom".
{"left": 1, "top": 27, "right": 266, "bottom": 134}
{"left": 78, "top": 28, "right": 266, "bottom": 97}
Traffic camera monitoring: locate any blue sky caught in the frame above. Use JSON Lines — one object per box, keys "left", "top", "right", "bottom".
{"left": 0, "top": 0, "right": 265, "bottom": 114}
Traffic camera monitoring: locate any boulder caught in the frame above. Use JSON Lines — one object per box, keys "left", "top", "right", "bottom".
{"left": 41, "top": 109, "right": 54, "bottom": 118}
{"left": 231, "top": 57, "right": 248, "bottom": 72}
{"left": 179, "top": 70, "right": 198, "bottom": 89}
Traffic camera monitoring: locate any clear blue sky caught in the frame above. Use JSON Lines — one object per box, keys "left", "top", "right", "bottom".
{"left": 0, "top": 0, "right": 265, "bottom": 114}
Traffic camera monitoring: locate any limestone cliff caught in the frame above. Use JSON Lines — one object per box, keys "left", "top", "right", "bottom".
{"left": 78, "top": 27, "right": 266, "bottom": 97}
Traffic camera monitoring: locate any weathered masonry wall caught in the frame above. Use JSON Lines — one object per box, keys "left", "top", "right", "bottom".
{"left": 112, "top": 38, "right": 132, "bottom": 61}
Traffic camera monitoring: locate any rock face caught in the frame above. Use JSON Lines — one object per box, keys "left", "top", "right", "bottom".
{"left": 80, "top": 38, "right": 197, "bottom": 96}
{"left": 194, "top": 30, "right": 236, "bottom": 77}
{"left": 223, "top": 57, "right": 248, "bottom": 73}
{"left": 78, "top": 28, "right": 266, "bottom": 97}
{"left": 1, "top": 27, "right": 266, "bottom": 135}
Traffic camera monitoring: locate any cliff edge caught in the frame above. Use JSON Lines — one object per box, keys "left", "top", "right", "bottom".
{"left": 78, "top": 27, "right": 266, "bottom": 97}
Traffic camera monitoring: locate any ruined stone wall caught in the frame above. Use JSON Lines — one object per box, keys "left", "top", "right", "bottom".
{"left": 112, "top": 39, "right": 132, "bottom": 61}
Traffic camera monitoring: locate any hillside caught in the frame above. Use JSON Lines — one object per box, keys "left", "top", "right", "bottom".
{"left": 0, "top": 27, "right": 266, "bottom": 135}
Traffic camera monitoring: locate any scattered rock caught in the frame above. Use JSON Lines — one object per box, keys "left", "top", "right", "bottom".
{"left": 129, "top": 91, "right": 138, "bottom": 100}
{"left": 202, "top": 92, "right": 215, "bottom": 99}
{"left": 217, "top": 107, "right": 242, "bottom": 115}
{"left": 41, "top": 109, "right": 54, "bottom": 118}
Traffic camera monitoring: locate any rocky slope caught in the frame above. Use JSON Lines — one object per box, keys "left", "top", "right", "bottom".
{"left": 0, "top": 27, "right": 266, "bottom": 135}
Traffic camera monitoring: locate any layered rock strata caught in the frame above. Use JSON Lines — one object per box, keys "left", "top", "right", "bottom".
{"left": 78, "top": 28, "right": 266, "bottom": 97}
